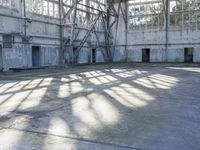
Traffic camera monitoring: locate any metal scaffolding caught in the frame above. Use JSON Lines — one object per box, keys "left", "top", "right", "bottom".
{"left": 0, "top": 0, "right": 136, "bottom": 64}
{"left": 60, "top": 0, "right": 120, "bottom": 64}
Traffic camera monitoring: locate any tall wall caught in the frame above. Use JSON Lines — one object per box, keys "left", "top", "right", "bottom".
{"left": 112, "top": 1, "right": 200, "bottom": 63}
{"left": 1, "top": 1, "right": 199, "bottom": 71}
{"left": 0, "top": 2, "right": 61, "bottom": 71}
{"left": 0, "top": 1, "right": 106, "bottom": 71}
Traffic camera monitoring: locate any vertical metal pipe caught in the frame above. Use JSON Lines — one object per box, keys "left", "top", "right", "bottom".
{"left": 70, "top": 0, "right": 78, "bottom": 45}
{"left": 165, "top": 0, "right": 169, "bottom": 62}
{"left": 70, "top": 0, "right": 78, "bottom": 63}
{"left": 113, "top": 0, "right": 121, "bottom": 59}
{"left": 23, "top": 0, "right": 27, "bottom": 37}
{"left": 23, "top": 0, "right": 28, "bottom": 67}
{"left": 124, "top": 1, "right": 128, "bottom": 62}
{"left": 59, "top": 0, "right": 64, "bottom": 64}
{"left": 164, "top": 0, "right": 169, "bottom": 62}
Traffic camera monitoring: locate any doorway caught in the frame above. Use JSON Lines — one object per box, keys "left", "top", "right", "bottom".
{"left": 73, "top": 47, "right": 78, "bottom": 64}
{"left": 0, "top": 45, "right": 2, "bottom": 71}
{"left": 142, "top": 48, "right": 150, "bottom": 62}
{"left": 92, "top": 48, "right": 96, "bottom": 63}
{"left": 184, "top": 48, "right": 193, "bottom": 63}
{"left": 32, "top": 46, "right": 40, "bottom": 67}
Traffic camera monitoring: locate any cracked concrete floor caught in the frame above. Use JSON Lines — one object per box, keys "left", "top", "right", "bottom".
{"left": 0, "top": 63, "right": 200, "bottom": 150}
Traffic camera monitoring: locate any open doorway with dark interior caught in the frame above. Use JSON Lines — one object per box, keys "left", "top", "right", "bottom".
{"left": 184, "top": 48, "right": 193, "bottom": 63}
{"left": 92, "top": 48, "right": 96, "bottom": 63}
{"left": 73, "top": 47, "right": 78, "bottom": 64}
{"left": 0, "top": 45, "right": 2, "bottom": 71}
{"left": 142, "top": 48, "right": 150, "bottom": 62}
{"left": 32, "top": 46, "right": 40, "bottom": 67}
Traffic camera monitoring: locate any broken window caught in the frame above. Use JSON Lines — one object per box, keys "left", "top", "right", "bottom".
{"left": 128, "top": 0, "right": 164, "bottom": 29}
{"left": 0, "top": 0, "right": 19, "bottom": 9}
{"left": 26, "top": 0, "right": 59, "bottom": 18}
{"left": 169, "top": 0, "right": 200, "bottom": 26}
{"left": 63, "top": 0, "right": 106, "bottom": 29}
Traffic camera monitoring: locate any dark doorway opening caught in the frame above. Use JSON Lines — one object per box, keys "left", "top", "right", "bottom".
{"left": 0, "top": 45, "right": 2, "bottom": 71}
{"left": 73, "top": 47, "right": 78, "bottom": 64}
{"left": 92, "top": 48, "right": 96, "bottom": 63}
{"left": 142, "top": 48, "right": 150, "bottom": 62}
{"left": 32, "top": 46, "right": 40, "bottom": 67}
{"left": 184, "top": 48, "right": 193, "bottom": 63}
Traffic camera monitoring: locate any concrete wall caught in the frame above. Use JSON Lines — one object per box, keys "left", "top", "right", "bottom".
{"left": 0, "top": 3, "right": 61, "bottom": 70}
{"left": 64, "top": 46, "right": 105, "bottom": 64}
{"left": 96, "top": 48, "right": 105, "bottom": 63}
{"left": 2, "top": 45, "right": 32, "bottom": 70}
{"left": 40, "top": 46, "right": 59, "bottom": 66}
{"left": 0, "top": 45, "right": 2, "bottom": 71}
{"left": 1, "top": 1, "right": 199, "bottom": 71}
{"left": 0, "top": 2, "right": 105, "bottom": 70}
{"left": 112, "top": 24, "right": 200, "bottom": 63}
{"left": 126, "top": 46, "right": 165, "bottom": 62}
{"left": 194, "top": 47, "right": 200, "bottom": 62}
{"left": 112, "top": 1, "right": 200, "bottom": 63}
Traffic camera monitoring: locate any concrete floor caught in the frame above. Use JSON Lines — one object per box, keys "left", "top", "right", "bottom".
{"left": 0, "top": 63, "right": 200, "bottom": 150}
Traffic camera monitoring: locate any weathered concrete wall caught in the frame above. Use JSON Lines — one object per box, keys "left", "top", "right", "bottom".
{"left": 150, "top": 48, "right": 165, "bottom": 62}
{"left": 112, "top": 1, "right": 200, "bottom": 63}
{"left": 2, "top": 45, "right": 32, "bottom": 70}
{"left": 127, "top": 48, "right": 141, "bottom": 62}
{"left": 194, "top": 47, "right": 200, "bottom": 62}
{"left": 126, "top": 46, "right": 165, "bottom": 62}
{"left": 64, "top": 46, "right": 105, "bottom": 64}
{"left": 113, "top": 24, "right": 200, "bottom": 62}
{"left": 167, "top": 48, "right": 184, "bottom": 62}
{"left": 72, "top": 47, "right": 105, "bottom": 64}
{"left": 1, "top": 1, "right": 199, "bottom": 70}
{"left": 0, "top": 4, "right": 61, "bottom": 70}
{"left": 0, "top": 46, "right": 2, "bottom": 71}
{"left": 96, "top": 48, "right": 105, "bottom": 63}
{"left": 0, "top": 2, "right": 108, "bottom": 69}
{"left": 63, "top": 26, "right": 106, "bottom": 64}
{"left": 113, "top": 47, "right": 126, "bottom": 62}
{"left": 40, "top": 46, "right": 59, "bottom": 66}
{"left": 78, "top": 48, "right": 91, "bottom": 64}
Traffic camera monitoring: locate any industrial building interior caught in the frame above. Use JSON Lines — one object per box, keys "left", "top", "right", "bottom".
{"left": 0, "top": 0, "right": 200, "bottom": 149}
